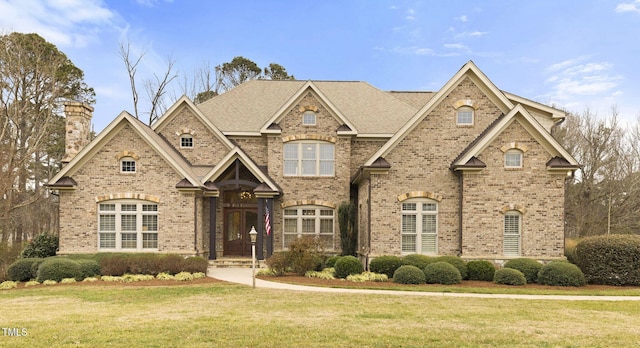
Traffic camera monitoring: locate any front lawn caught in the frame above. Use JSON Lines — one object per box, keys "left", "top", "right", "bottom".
{"left": 2, "top": 280, "right": 640, "bottom": 347}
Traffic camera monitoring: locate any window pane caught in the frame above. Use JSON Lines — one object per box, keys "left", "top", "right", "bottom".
{"left": 319, "top": 160, "right": 334, "bottom": 175}
{"left": 302, "top": 209, "right": 315, "bottom": 216}
{"left": 301, "top": 160, "right": 316, "bottom": 175}
{"left": 100, "top": 233, "right": 116, "bottom": 248}
{"left": 302, "top": 219, "right": 315, "bottom": 234}
{"left": 402, "top": 215, "right": 417, "bottom": 234}
{"left": 284, "top": 218, "right": 297, "bottom": 233}
{"left": 504, "top": 215, "right": 520, "bottom": 234}
{"left": 142, "top": 233, "right": 158, "bottom": 249}
{"left": 121, "top": 233, "right": 137, "bottom": 248}
{"left": 181, "top": 135, "right": 193, "bottom": 147}
{"left": 302, "top": 144, "right": 316, "bottom": 159}
{"left": 284, "top": 160, "right": 298, "bottom": 175}
{"left": 283, "top": 144, "right": 298, "bottom": 159}
{"left": 422, "top": 215, "right": 437, "bottom": 234}
{"left": 421, "top": 234, "right": 437, "bottom": 254}
{"left": 504, "top": 235, "right": 520, "bottom": 256}
{"left": 320, "top": 219, "right": 333, "bottom": 234}
{"left": 284, "top": 209, "right": 297, "bottom": 216}
{"left": 457, "top": 109, "right": 473, "bottom": 124}
{"left": 142, "top": 204, "right": 157, "bottom": 212}
{"left": 121, "top": 204, "right": 137, "bottom": 212}
{"left": 303, "top": 112, "right": 316, "bottom": 125}
{"left": 423, "top": 203, "right": 437, "bottom": 212}
{"left": 402, "top": 235, "right": 417, "bottom": 252}
{"left": 143, "top": 215, "right": 157, "bottom": 231}
{"left": 402, "top": 203, "right": 417, "bottom": 211}
{"left": 99, "top": 215, "right": 115, "bottom": 231}
{"left": 99, "top": 204, "right": 115, "bottom": 211}
{"left": 505, "top": 152, "right": 522, "bottom": 167}
{"left": 121, "top": 215, "right": 137, "bottom": 231}
{"left": 319, "top": 144, "right": 334, "bottom": 159}
{"left": 121, "top": 160, "right": 136, "bottom": 172}
{"left": 320, "top": 210, "right": 333, "bottom": 216}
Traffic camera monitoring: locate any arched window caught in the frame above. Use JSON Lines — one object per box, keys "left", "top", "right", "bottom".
{"left": 283, "top": 206, "right": 335, "bottom": 249}
{"left": 401, "top": 199, "right": 438, "bottom": 255}
{"left": 283, "top": 141, "right": 334, "bottom": 176}
{"left": 503, "top": 211, "right": 521, "bottom": 256}
{"left": 98, "top": 200, "right": 158, "bottom": 251}
{"left": 504, "top": 149, "right": 523, "bottom": 168}
{"left": 456, "top": 106, "right": 474, "bottom": 125}
{"left": 180, "top": 134, "right": 194, "bottom": 148}
{"left": 302, "top": 111, "right": 316, "bottom": 125}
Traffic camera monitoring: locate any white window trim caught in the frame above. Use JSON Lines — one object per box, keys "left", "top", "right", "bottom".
{"left": 282, "top": 206, "right": 335, "bottom": 249}
{"left": 504, "top": 149, "right": 523, "bottom": 168}
{"left": 456, "top": 106, "right": 474, "bottom": 125}
{"left": 180, "top": 134, "right": 194, "bottom": 148}
{"left": 302, "top": 111, "right": 316, "bottom": 126}
{"left": 120, "top": 158, "right": 137, "bottom": 173}
{"left": 503, "top": 211, "right": 521, "bottom": 256}
{"left": 400, "top": 199, "right": 438, "bottom": 255}
{"left": 98, "top": 200, "right": 159, "bottom": 251}
{"left": 283, "top": 141, "right": 335, "bottom": 177}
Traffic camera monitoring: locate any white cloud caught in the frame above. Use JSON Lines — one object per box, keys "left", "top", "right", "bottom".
{"left": 444, "top": 43, "right": 467, "bottom": 50}
{"left": 616, "top": 1, "right": 640, "bottom": 13}
{"left": 456, "top": 15, "right": 468, "bottom": 22}
{"left": 0, "top": 0, "right": 117, "bottom": 47}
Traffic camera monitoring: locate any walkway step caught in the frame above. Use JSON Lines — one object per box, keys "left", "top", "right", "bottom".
{"left": 209, "top": 258, "right": 264, "bottom": 269}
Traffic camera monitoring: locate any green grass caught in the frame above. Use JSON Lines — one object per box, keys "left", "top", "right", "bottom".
{"left": 2, "top": 282, "right": 640, "bottom": 347}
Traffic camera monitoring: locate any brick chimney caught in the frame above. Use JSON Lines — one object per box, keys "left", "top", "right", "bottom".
{"left": 62, "top": 101, "right": 93, "bottom": 165}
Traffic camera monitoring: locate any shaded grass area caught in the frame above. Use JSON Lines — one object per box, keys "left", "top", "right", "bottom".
{"left": 2, "top": 282, "right": 640, "bottom": 347}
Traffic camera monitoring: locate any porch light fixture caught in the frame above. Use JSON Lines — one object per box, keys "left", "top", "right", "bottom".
{"left": 249, "top": 226, "right": 258, "bottom": 288}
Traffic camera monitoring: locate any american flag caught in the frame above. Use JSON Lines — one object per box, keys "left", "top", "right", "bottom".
{"left": 265, "top": 206, "right": 272, "bottom": 236}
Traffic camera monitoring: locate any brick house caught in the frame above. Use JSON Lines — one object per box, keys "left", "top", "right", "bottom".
{"left": 48, "top": 61, "right": 579, "bottom": 264}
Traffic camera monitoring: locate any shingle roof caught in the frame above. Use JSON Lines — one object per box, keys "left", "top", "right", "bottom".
{"left": 196, "top": 80, "right": 421, "bottom": 135}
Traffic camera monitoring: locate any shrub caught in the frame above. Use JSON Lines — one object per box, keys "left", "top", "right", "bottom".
{"left": 392, "top": 265, "right": 425, "bottom": 284}
{"left": 127, "top": 254, "right": 160, "bottom": 275}
{"left": 494, "top": 268, "right": 526, "bottom": 286}
{"left": 99, "top": 254, "right": 129, "bottom": 276}
{"left": 157, "top": 254, "right": 185, "bottom": 275}
{"left": 504, "top": 258, "right": 542, "bottom": 283}
{"left": 287, "top": 237, "right": 325, "bottom": 276}
{"left": 21, "top": 233, "right": 58, "bottom": 258}
{"left": 25, "top": 280, "right": 40, "bottom": 287}
{"left": 537, "top": 262, "right": 586, "bottom": 287}
{"left": 82, "top": 277, "right": 98, "bottom": 283}
{"left": 575, "top": 234, "right": 640, "bottom": 286}
{"left": 36, "top": 258, "right": 82, "bottom": 282}
{"left": 60, "top": 278, "right": 77, "bottom": 284}
{"left": 174, "top": 272, "right": 194, "bottom": 281}
{"left": 155, "top": 272, "right": 175, "bottom": 280}
{"left": 0, "top": 280, "right": 18, "bottom": 290}
{"left": 347, "top": 272, "right": 388, "bottom": 282}
{"left": 7, "top": 258, "right": 41, "bottom": 281}
{"left": 42, "top": 280, "right": 57, "bottom": 285}
{"left": 306, "top": 268, "right": 336, "bottom": 280}
{"left": 430, "top": 256, "right": 468, "bottom": 280}
{"left": 369, "top": 255, "right": 404, "bottom": 278}
{"left": 466, "top": 260, "right": 496, "bottom": 281}
{"left": 402, "top": 254, "right": 432, "bottom": 270}
{"left": 77, "top": 259, "right": 101, "bottom": 279}
{"left": 325, "top": 256, "right": 341, "bottom": 268}
{"left": 30, "top": 258, "right": 47, "bottom": 278}
{"left": 423, "top": 262, "right": 462, "bottom": 285}
{"left": 334, "top": 255, "right": 363, "bottom": 279}
{"left": 192, "top": 272, "right": 206, "bottom": 279}
{"left": 265, "top": 251, "right": 290, "bottom": 276}
{"left": 565, "top": 238, "right": 579, "bottom": 265}
{"left": 182, "top": 256, "right": 209, "bottom": 274}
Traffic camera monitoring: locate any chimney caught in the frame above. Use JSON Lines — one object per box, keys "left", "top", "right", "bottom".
{"left": 62, "top": 101, "right": 93, "bottom": 165}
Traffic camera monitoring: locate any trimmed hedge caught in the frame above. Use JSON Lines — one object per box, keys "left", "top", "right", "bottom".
{"left": 182, "top": 256, "right": 209, "bottom": 274}
{"left": 402, "top": 254, "right": 432, "bottom": 270}
{"left": 466, "top": 260, "right": 495, "bottom": 281}
{"left": 98, "top": 254, "right": 129, "bottom": 276}
{"left": 77, "top": 259, "right": 101, "bottom": 279}
{"left": 334, "top": 256, "right": 363, "bottom": 279}
{"left": 423, "top": 262, "right": 461, "bottom": 285}
{"left": 37, "top": 258, "right": 82, "bottom": 282}
{"left": 393, "top": 265, "right": 425, "bottom": 284}
{"left": 575, "top": 234, "right": 640, "bottom": 286}
{"left": 537, "top": 261, "right": 586, "bottom": 287}
{"left": 494, "top": 268, "right": 526, "bottom": 286}
{"left": 325, "top": 256, "right": 341, "bottom": 268}
{"left": 369, "top": 255, "right": 404, "bottom": 278}
{"left": 504, "top": 258, "right": 542, "bottom": 283}
{"left": 7, "top": 258, "right": 42, "bottom": 281}
{"left": 429, "top": 256, "right": 468, "bottom": 280}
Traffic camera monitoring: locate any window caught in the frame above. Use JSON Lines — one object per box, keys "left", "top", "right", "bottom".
{"left": 457, "top": 106, "right": 474, "bottom": 125}
{"left": 180, "top": 134, "right": 193, "bottom": 148}
{"left": 98, "top": 201, "right": 158, "bottom": 251}
{"left": 401, "top": 200, "right": 438, "bottom": 254}
{"left": 504, "top": 212, "right": 521, "bottom": 256}
{"left": 283, "top": 206, "right": 335, "bottom": 249}
{"left": 120, "top": 158, "right": 136, "bottom": 173}
{"left": 283, "top": 142, "right": 334, "bottom": 176}
{"left": 505, "top": 150, "right": 523, "bottom": 168}
{"left": 302, "top": 111, "right": 316, "bottom": 125}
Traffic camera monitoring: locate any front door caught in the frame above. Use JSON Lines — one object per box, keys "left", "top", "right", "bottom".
{"left": 223, "top": 209, "right": 257, "bottom": 256}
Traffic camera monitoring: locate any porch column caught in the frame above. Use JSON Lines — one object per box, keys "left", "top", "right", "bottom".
{"left": 257, "top": 198, "right": 265, "bottom": 260}
{"left": 266, "top": 198, "right": 274, "bottom": 258}
{"left": 208, "top": 197, "right": 217, "bottom": 260}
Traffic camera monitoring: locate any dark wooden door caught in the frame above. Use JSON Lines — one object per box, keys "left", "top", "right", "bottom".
{"left": 223, "top": 209, "right": 257, "bottom": 256}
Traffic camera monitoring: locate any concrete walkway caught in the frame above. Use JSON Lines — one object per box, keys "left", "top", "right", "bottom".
{"left": 208, "top": 267, "right": 640, "bottom": 301}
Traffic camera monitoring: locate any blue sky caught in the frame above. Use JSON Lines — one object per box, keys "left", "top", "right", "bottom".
{"left": 1, "top": 0, "right": 639, "bottom": 131}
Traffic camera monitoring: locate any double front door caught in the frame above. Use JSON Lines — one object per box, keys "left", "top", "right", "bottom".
{"left": 223, "top": 208, "right": 257, "bottom": 256}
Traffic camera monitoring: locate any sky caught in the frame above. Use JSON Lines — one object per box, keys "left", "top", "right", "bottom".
{"left": 1, "top": 0, "right": 640, "bottom": 132}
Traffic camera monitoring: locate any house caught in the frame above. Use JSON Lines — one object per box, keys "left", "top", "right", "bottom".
{"left": 48, "top": 61, "right": 579, "bottom": 264}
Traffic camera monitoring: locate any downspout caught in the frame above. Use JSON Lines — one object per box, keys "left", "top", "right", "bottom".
{"left": 194, "top": 195, "right": 198, "bottom": 255}
{"left": 367, "top": 176, "right": 372, "bottom": 270}
{"left": 457, "top": 171, "right": 463, "bottom": 257}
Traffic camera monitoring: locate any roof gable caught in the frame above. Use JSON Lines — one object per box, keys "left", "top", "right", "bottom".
{"left": 364, "top": 61, "right": 515, "bottom": 166}
{"left": 152, "top": 95, "right": 235, "bottom": 150}
{"left": 49, "top": 111, "right": 201, "bottom": 187}
{"left": 259, "top": 81, "right": 357, "bottom": 135}
{"left": 451, "top": 104, "right": 579, "bottom": 169}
